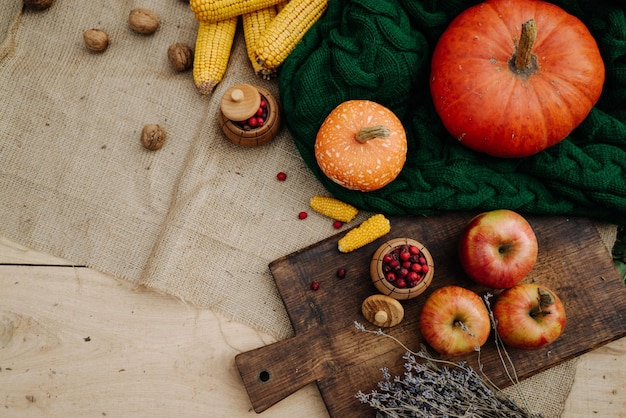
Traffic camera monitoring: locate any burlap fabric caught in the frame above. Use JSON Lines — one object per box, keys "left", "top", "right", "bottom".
{"left": 0, "top": 1, "right": 335, "bottom": 339}
{"left": 0, "top": 2, "right": 617, "bottom": 417}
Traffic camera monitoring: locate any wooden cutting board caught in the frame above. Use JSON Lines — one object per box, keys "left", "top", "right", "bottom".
{"left": 236, "top": 213, "right": 626, "bottom": 417}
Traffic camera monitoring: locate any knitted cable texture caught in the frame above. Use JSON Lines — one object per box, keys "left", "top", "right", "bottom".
{"left": 278, "top": 0, "right": 626, "bottom": 224}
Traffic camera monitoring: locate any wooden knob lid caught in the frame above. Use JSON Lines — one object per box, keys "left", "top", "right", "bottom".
{"left": 220, "top": 84, "right": 261, "bottom": 122}
{"left": 361, "top": 294, "right": 404, "bottom": 328}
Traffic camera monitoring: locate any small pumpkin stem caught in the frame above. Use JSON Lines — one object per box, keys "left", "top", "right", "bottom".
{"left": 514, "top": 19, "right": 537, "bottom": 71}
{"left": 355, "top": 125, "right": 390, "bottom": 143}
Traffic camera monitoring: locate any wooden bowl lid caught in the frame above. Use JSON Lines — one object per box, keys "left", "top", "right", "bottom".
{"left": 220, "top": 84, "right": 261, "bottom": 122}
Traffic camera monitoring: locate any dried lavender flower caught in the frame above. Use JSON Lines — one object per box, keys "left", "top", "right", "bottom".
{"left": 354, "top": 321, "right": 542, "bottom": 418}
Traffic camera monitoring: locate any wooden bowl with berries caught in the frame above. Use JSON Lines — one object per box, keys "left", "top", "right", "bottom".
{"left": 218, "top": 84, "right": 281, "bottom": 147}
{"left": 370, "top": 238, "right": 434, "bottom": 300}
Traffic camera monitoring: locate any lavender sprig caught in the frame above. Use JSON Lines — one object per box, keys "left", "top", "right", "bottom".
{"left": 354, "top": 311, "right": 542, "bottom": 417}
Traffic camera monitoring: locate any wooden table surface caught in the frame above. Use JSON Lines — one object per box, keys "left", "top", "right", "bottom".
{"left": 1, "top": 236, "right": 624, "bottom": 417}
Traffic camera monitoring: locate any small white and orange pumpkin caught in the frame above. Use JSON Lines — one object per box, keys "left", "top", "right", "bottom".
{"left": 314, "top": 100, "right": 407, "bottom": 192}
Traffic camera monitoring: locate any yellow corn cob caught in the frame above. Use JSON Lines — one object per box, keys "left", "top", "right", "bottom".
{"left": 310, "top": 196, "right": 358, "bottom": 223}
{"left": 242, "top": 6, "right": 277, "bottom": 79}
{"left": 190, "top": 0, "right": 282, "bottom": 23}
{"left": 338, "top": 214, "right": 391, "bottom": 253}
{"left": 193, "top": 17, "right": 238, "bottom": 95}
{"left": 275, "top": 0, "right": 289, "bottom": 13}
{"left": 254, "top": 0, "right": 328, "bottom": 71}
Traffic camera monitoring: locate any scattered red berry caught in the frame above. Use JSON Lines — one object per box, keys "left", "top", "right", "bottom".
{"left": 336, "top": 268, "right": 346, "bottom": 279}
{"left": 276, "top": 172, "right": 287, "bottom": 181}
{"left": 310, "top": 281, "right": 320, "bottom": 291}
{"left": 298, "top": 211, "right": 308, "bottom": 220}
{"left": 332, "top": 220, "right": 343, "bottom": 229}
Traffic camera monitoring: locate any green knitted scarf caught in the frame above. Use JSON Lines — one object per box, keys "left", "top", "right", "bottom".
{"left": 278, "top": 0, "right": 626, "bottom": 225}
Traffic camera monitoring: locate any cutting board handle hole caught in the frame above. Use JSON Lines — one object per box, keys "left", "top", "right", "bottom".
{"left": 258, "top": 370, "right": 271, "bottom": 383}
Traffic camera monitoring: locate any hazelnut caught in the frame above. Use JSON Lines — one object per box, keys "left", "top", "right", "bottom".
{"left": 23, "top": 0, "right": 54, "bottom": 10}
{"left": 167, "top": 43, "right": 193, "bottom": 72}
{"left": 83, "top": 29, "right": 109, "bottom": 53}
{"left": 141, "top": 124, "right": 166, "bottom": 151}
{"left": 128, "top": 8, "right": 160, "bottom": 35}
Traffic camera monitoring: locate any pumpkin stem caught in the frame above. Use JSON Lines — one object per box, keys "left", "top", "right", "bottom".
{"left": 511, "top": 19, "right": 538, "bottom": 74}
{"left": 355, "top": 125, "right": 390, "bottom": 143}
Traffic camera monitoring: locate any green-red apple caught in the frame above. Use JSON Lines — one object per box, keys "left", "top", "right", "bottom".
{"left": 458, "top": 209, "right": 538, "bottom": 289}
{"left": 419, "top": 285, "right": 491, "bottom": 356}
{"left": 493, "top": 283, "right": 566, "bottom": 350}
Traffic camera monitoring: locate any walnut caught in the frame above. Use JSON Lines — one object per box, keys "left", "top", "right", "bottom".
{"left": 83, "top": 29, "right": 109, "bottom": 53}
{"left": 167, "top": 43, "right": 193, "bottom": 72}
{"left": 141, "top": 124, "right": 166, "bottom": 151}
{"left": 23, "top": 0, "right": 54, "bottom": 10}
{"left": 128, "top": 8, "right": 160, "bottom": 35}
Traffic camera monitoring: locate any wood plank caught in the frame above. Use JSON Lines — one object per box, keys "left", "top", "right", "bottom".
{"left": 0, "top": 237, "right": 75, "bottom": 266}
{"left": 237, "top": 213, "right": 626, "bottom": 417}
{"left": 0, "top": 264, "right": 329, "bottom": 417}
{"left": 1, "top": 236, "right": 624, "bottom": 417}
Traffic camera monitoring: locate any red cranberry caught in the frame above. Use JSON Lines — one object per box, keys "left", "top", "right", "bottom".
{"left": 333, "top": 220, "right": 343, "bottom": 229}
{"left": 336, "top": 268, "right": 346, "bottom": 279}
{"left": 310, "top": 281, "right": 320, "bottom": 291}
{"left": 380, "top": 244, "right": 430, "bottom": 289}
{"left": 298, "top": 211, "right": 308, "bottom": 220}
{"left": 276, "top": 172, "right": 287, "bottom": 181}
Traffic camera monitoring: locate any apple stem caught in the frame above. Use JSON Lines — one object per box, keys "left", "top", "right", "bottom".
{"left": 531, "top": 288, "right": 556, "bottom": 318}
{"left": 530, "top": 309, "right": 551, "bottom": 318}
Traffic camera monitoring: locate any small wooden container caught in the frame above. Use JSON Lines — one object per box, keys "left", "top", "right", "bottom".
{"left": 218, "top": 84, "right": 281, "bottom": 147}
{"left": 370, "top": 238, "right": 434, "bottom": 300}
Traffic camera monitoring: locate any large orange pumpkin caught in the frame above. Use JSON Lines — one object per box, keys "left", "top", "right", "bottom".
{"left": 315, "top": 100, "right": 407, "bottom": 192}
{"left": 430, "top": 0, "right": 605, "bottom": 158}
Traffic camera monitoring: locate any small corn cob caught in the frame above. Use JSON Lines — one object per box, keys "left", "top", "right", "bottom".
{"left": 254, "top": 0, "right": 328, "bottom": 71}
{"left": 242, "top": 6, "right": 278, "bottom": 79}
{"left": 275, "top": 0, "right": 289, "bottom": 13}
{"left": 190, "top": 0, "right": 282, "bottom": 24}
{"left": 338, "top": 214, "right": 391, "bottom": 253}
{"left": 193, "top": 17, "right": 238, "bottom": 95}
{"left": 310, "top": 195, "right": 358, "bottom": 223}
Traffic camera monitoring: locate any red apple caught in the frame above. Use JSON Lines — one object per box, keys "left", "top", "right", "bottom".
{"left": 493, "top": 283, "right": 566, "bottom": 350}
{"left": 419, "top": 285, "right": 491, "bottom": 356}
{"left": 458, "top": 209, "right": 538, "bottom": 289}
